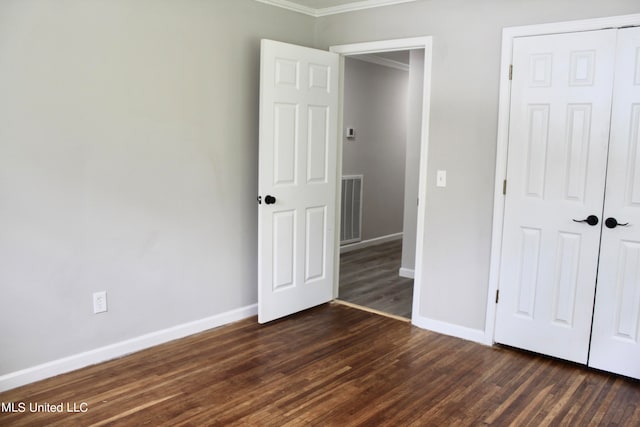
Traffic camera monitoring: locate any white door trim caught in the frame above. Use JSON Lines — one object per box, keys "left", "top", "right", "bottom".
{"left": 485, "top": 13, "right": 640, "bottom": 346}
{"left": 329, "top": 36, "right": 433, "bottom": 329}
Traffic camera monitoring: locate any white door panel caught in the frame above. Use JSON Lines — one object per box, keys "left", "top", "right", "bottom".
{"left": 590, "top": 27, "right": 640, "bottom": 379}
{"left": 258, "top": 40, "right": 339, "bottom": 323}
{"left": 495, "top": 30, "right": 617, "bottom": 363}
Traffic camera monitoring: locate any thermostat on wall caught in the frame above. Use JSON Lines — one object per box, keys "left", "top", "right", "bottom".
{"left": 345, "top": 127, "right": 355, "bottom": 139}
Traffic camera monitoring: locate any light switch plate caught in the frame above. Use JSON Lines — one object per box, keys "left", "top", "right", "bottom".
{"left": 436, "top": 170, "right": 447, "bottom": 187}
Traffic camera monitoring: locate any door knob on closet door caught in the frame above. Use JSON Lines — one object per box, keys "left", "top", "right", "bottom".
{"left": 605, "top": 217, "right": 629, "bottom": 229}
{"left": 264, "top": 195, "right": 276, "bottom": 205}
{"left": 573, "top": 215, "right": 599, "bottom": 226}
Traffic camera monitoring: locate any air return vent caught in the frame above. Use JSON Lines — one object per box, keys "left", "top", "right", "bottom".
{"left": 340, "top": 175, "right": 363, "bottom": 244}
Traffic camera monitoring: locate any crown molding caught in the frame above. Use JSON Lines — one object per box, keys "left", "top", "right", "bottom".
{"left": 255, "top": 0, "right": 418, "bottom": 17}
{"left": 316, "top": 0, "right": 417, "bottom": 16}
{"left": 351, "top": 54, "right": 410, "bottom": 72}
{"left": 255, "top": 0, "right": 317, "bottom": 17}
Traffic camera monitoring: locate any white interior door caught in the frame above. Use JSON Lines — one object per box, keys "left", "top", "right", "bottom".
{"left": 258, "top": 40, "right": 339, "bottom": 323}
{"left": 589, "top": 27, "right": 640, "bottom": 379}
{"left": 494, "top": 30, "right": 617, "bottom": 363}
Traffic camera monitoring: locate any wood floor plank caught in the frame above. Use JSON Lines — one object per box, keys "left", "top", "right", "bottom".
{"left": 1, "top": 303, "right": 639, "bottom": 426}
{"left": 339, "top": 239, "right": 413, "bottom": 318}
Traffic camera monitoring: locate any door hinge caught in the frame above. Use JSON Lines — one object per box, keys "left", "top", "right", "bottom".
{"left": 509, "top": 65, "right": 513, "bottom": 80}
{"left": 495, "top": 289, "right": 500, "bottom": 303}
{"left": 502, "top": 179, "right": 507, "bottom": 195}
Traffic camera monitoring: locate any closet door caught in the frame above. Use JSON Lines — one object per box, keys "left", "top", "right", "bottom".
{"left": 589, "top": 27, "right": 640, "bottom": 380}
{"left": 494, "top": 30, "right": 616, "bottom": 363}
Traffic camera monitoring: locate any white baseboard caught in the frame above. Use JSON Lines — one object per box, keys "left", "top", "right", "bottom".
{"left": 411, "top": 315, "right": 486, "bottom": 345}
{"left": 0, "top": 304, "right": 258, "bottom": 392}
{"left": 398, "top": 268, "right": 414, "bottom": 279}
{"left": 340, "top": 232, "right": 402, "bottom": 254}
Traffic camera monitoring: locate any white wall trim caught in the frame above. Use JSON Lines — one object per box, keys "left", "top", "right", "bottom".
{"left": 409, "top": 41, "right": 433, "bottom": 340}
{"left": 352, "top": 54, "right": 409, "bottom": 72}
{"left": 340, "top": 232, "right": 402, "bottom": 253}
{"left": 398, "top": 268, "right": 414, "bottom": 279}
{"left": 0, "top": 304, "right": 258, "bottom": 392}
{"left": 331, "top": 36, "right": 432, "bottom": 55}
{"left": 412, "top": 316, "right": 486, "bottom": 345}
{"left": 255, "top": 0, "right": 418, "bottom": 17}
{"left": 485, "top": 13, "right": 640, "bottom": 347}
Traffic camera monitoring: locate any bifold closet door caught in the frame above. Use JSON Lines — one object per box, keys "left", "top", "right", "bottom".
{"left": 494, "top": 29, "right": 617, "bottom": 364}
{"left": 589, "top": 27, "right": 640, "bottom": 380}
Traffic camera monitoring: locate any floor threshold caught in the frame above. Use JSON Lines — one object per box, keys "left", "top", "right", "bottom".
{"left": 332, "top": 299, "right": 411, "bottom": 323}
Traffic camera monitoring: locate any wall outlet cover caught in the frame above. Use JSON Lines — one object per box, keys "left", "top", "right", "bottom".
{"left": 93, "top": 291, "right": 107, "bottom": 314}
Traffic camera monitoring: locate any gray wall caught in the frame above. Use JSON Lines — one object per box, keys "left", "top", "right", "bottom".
{"left": 342, "top": 57, "right": 408, "bottom": 241}
{"left": 0, "top": 0, "right": 314, "bottom": 375}
{"left": 2, "top": 0, "right": 639, "bottom": 378}
{"left": 400, "top": 50, "right": 424, "bottom": 273}
{"left": 315, "top": 0, "right": 640, "bottom": 330}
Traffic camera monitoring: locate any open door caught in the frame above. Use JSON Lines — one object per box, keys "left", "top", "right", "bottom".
{"left": 258, "top": 40, "right": 339, "bottom": 323}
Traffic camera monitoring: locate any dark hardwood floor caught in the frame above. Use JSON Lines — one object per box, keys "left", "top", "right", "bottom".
{"left": 339, "top": 239, "right": 413, "bottom": 318}
{"left": 1, "top": 303, "right": 638, "bottom": 426}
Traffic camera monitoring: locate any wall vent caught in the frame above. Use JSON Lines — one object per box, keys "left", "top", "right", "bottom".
{"left": 341, "top": 175, "right": 363, "bottom": 244}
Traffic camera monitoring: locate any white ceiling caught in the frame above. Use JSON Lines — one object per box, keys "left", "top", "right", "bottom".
{"left": 255, "top": 0, "right": 418, "bottom": 17}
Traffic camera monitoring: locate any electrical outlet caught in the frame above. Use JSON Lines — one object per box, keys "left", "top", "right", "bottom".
{"left": 93, "top": 291, "right": 107, "bottom": 314}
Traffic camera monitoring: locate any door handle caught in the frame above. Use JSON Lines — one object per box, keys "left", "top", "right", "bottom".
{"left": 572, "top": 215, "right": 599, "bottom": 226}
{"left": 605, "top": 217, "right": 629, "bottom": 229}
{"left": 264, "top": 195, "right": 276, "bottom": 205}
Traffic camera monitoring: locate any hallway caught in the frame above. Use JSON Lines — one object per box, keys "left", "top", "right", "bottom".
{"left": 338, "top": 239, "right": 413, "bottom": 318}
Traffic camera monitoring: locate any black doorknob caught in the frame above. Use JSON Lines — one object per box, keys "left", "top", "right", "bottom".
{"left": 264, "top": 195, "right": 276, "bottom": 205}
{"left": 605, "top": 217, "right": 629, "bottom": 229}
{"left": 572, "top": 215, "right": 599, "bottom": 226}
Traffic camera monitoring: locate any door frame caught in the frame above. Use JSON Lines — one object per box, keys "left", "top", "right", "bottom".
{"left": 329, "top": 37, "right": 433, "bottom": 328}
{"left": 485, "top": 13, "right": 640, "bottom": 346}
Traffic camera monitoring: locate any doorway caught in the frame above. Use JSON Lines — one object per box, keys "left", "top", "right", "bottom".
{"left": 336, "top": 49, "right": 420, "bottom": 319}
{"left": 329, "top": 37, "right": 432, "bottom": 329}
{"left": 257, "top": 37, "right": 433, "bottom": 328}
